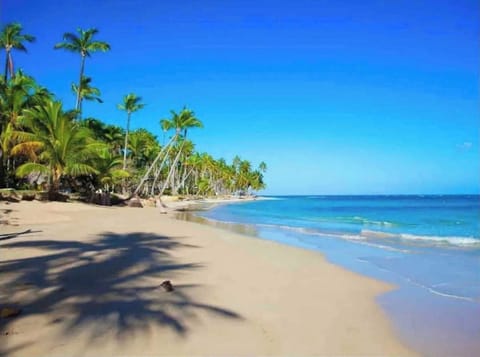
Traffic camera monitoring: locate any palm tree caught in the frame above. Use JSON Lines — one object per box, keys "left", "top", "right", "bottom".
{"left": 0, "top": 71, "right": 50, "bottom": 187}
{"left": 259, "top": 161, "right": 267, "bottom": 173}
{"left": 71, "top": 75, "right": 103, "bottom": 118}
{"left": 128, "top": 128, "right": 160, "bottom": 169}
{"left": 160, "top": 117, "right": 170, "bottom": 145}
{"left": 0, "top": 23, "right": 36, "bottom": 81}
{"left": 12, "top": 100, "right": 100, "bottom": 198}
{"left": 103, "top": 124, "right": 125, "bottom": 155}
{"left": 117, "top": 93, "right": 145, "bottom": 171}
{"left": 157, "top": 108, "right": 202, "bottom": 195}
{"left": 163, "top": 107, "right": 203, "bottom": 137}
{"left": 54, "top": 28, "right": 110, "bottom": 111}
{"left": 133, "top": 107, "right": 202, "bottom": 196}
{"left": 92, "top": 149, "right": 129, "bottom": 192}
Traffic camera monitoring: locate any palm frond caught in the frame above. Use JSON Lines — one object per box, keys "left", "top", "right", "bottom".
{"left": 16, "top": 162, "right": 49, "bottom": 177}
{"left": 66, "top": 163, "right": 98, "bottom": 176}
{"left": 11, "top": 141, "right": 43, "bottom": 157}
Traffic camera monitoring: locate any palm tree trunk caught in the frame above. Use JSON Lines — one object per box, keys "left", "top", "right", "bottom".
{"left": 180, "top": 168, "right": 194, "bottom": 192}
{"left": 4, "top": 50, "right": 9, "bottom": 81}
{"left": 48, "top": 169, "right": 61, "bottom": 200}
{"left": 75, "top": 54, "right": 86, "bottom": 113}
{"left": 7, "top": 52, "right": 14, "bottom": 79}
{"left": 150, "top": 141, "right": 175, "bottom": 195}
{"left": 123, "top": 112, "right": 131, "bottom": 170}
{"left": 0, "top": 156, "right": 6, "bottom": 188}
{"left": 121, "top": 112, "right": 131, "bottom": 194}
{"left": 79, "top": 98, "right": 83, "bottom": 118}
{"left": 133, "top": 134, "right": 176, "bottom": 197}
{"left": 159, "top": 140, "right": 186, "bottom": 196}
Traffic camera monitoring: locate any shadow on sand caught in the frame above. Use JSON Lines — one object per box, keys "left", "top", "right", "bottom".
{"left": 0, "top": 229, "right": 39, "bottom": 241}
{"left": 0, "top": 231, "right": 242, "bottom": 354}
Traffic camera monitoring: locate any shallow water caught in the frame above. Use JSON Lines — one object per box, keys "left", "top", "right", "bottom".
{"left": 179, "top": 195, "right": 480, "bottom": 356}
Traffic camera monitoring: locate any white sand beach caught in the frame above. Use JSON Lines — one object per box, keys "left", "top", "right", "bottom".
{"left": 0, "top": 201, "right": 416, "bottom": 356}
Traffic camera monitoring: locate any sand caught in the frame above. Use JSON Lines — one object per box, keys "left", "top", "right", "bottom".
{"left": 0, "top": 200, "right": 417, "bottom": 356}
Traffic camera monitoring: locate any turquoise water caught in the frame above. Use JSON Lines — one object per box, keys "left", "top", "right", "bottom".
{"left": 197, "top": 195, "right": 480, "bottom": 356}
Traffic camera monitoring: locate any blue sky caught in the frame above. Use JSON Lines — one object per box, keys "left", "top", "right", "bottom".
{"left": 2, "top": 0, "right": 479, "bottom": 194}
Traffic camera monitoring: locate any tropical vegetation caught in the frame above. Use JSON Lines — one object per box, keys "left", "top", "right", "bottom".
{"left": 0, "top": 22, "right": 266, "bottom": 202}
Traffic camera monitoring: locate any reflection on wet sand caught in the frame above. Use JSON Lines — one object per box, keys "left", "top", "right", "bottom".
{"left": 174, "top": 212, "right": 259, "bottom": 237}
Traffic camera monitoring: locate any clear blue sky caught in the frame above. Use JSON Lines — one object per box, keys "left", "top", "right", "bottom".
{"left": 2, "top": 0, "right": 479, "bottom": 194}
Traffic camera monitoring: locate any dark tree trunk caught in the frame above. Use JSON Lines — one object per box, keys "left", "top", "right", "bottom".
{"left": 4, "top": 50, "right": 9, "bottom": 81}
{"left": 75, "top": 54, "right": 86, "bottom": 114}
{"left": 0, "top": 156, "right": 6, "bottom": 188}
{"left": 123, "top": 112, "right": 131, "bottom": 170}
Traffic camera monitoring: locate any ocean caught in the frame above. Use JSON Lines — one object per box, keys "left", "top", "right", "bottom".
{"left": 190, "top": 195, "right": 480, "bottom": 356}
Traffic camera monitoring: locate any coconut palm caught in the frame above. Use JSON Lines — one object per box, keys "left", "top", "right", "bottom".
{"left": 0, "top": 71, "right": 51, "bottom": 187}
{"left": 133, "top": 107, "right": 202, "bottom": 196}
{"left": 259, "top": 161, "right": 267, "bottom": 173}
{"left": 12, "top": 100, "right": 101, "bottom": 198}
{"left": 117, "top": 93, "right": 145, "bottom": 171}
{"left": 92, "top": 149, "right": 129, "bottom": 192}
{"left": 157, "top": 108, "right": 202, "bottom": 195}
{"left": 103, "top": 125, "right": 125, "bottom": 155}
{"left": 160, "top": 117, "right": 170, "bottom": 145}
{"left": 0, "top": 23, "right": 36, "bottom": 81}
{"left": 128, "top": 129, "right": 160, "bottom": 169}
{"left": 54, "top": 28, "right": 110, "bottom": 111}
{"left": 71, "top": 76, "right": 103, "bottom": 118}
{"left": 162, "top": 107, "right": 203, "bottom": 137}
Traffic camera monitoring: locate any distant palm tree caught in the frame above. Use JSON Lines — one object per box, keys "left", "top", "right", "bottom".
{"left": 54, "top": 28, "right": 110, "bottom": 111}
{"left": 162, "top": 107, "right": 203, "bottom": 138}
{"left": 160, "top": 117, "right": 170, "bottom": 146}
{"left": 117, "top": 93, "right": 145, "bottom": 171}
{"left": 13, "top": 100, "right": 100, "bottom": 198}
{"left": 71, "top": 75, "right": 103, "bottom": 118}
{"left": 157, "top": 107, "right": 203, "bottom": 195}
{"left": 259, "top": 161, "right": 267, "bottom": 173}
{"left": 134, "top": 107, "right": 202, "bottom": 196}
{"left": 0, "top": 23, "right": 36, "bottom": 81}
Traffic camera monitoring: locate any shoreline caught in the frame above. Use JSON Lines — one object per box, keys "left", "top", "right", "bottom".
{"left": 187, "top": 197, "right": 480, "bottom": 357}
{"left": 0, "top": 200, "right": 416, "bottom": 356}
{"left": 156, "top": 194, "right": 265, "bottom": 212}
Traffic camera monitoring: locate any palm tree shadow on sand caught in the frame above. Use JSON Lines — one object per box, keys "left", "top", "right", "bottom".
{"left": 0, "top": 232, "right": 243, "bottom": 354}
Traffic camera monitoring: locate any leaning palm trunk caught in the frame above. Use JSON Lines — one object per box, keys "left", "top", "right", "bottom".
{"left": 159, "top": 139, "right": 186, "bottom": 196}
{"left": 150, "top": 137, "right": 176, "bottom": 195}
{"left": 179, "top": 167, "right": 194, "bottom": 194}
{"left": 132, "top": 134, "right": 177, "bottom": 197}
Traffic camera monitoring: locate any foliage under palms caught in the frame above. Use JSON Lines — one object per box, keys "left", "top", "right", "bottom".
{"left": 0, "top": 71, "right": 51, "bottom": 187}
{"left": 12, "top": 100, "right": 101, "bottom": 197}
{"left": 91, "top": 149, "right": 129, "bottom": 191}
{"left": 128, "top": 129, "right": 160, "bottom": 169}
